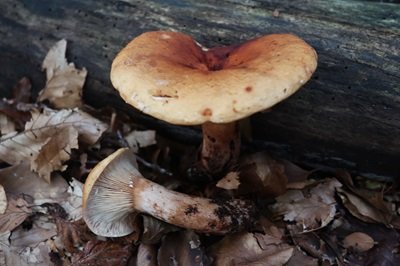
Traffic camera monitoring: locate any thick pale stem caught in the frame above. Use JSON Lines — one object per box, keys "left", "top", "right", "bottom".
{"left": 133, "top": 176, "right": 254, "bottom": 234}
{"left": 200, "top": 121, "right": 240, "bottom": 174}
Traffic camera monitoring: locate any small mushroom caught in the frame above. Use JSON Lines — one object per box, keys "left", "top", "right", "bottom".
{"left": 82, "top": 148, "right": 256, "bottom": 237}
{"left": 111, "top": 31, "right": 317, "bottom": 175}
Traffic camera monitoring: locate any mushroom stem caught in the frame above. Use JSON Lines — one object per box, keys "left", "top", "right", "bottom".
{"left": 200, "top": 121, "right": 240, "bottom": 174}
{"left": 133, "top": 174, "right": 254, "bottom": 234}
{"left": 83, "top": 148, "right": 255, "bottom": 237}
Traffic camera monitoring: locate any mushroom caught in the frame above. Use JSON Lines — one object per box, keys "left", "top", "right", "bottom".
{"left": 82, "top": 148, "right": 256, "bottom": 237}
{"left": 110, "top": 31, "right": 317, "bottom": 175}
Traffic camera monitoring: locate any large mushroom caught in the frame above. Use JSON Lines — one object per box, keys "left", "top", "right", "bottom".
{"left": 111, "top": 31, "right": 317, "bottom": 175}
{"left": 82, "top": 148, "right": 256, "bottom": 237}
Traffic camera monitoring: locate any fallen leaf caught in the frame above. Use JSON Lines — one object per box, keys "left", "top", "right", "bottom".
{"left": 285, "top": 247, "right": 319, "bottom": 266}
{"left": 336, "top": 170, "right": 396, "bottom": 227}
{"left": 0, "top": 108, "right": 107, "bottom": 182}
{"left": 342, "top": 232, "right": 375, "bottom": 252}
{"left": 0, "top": 114, "right": 16, "bottom": 135}
{"left": 62, "top": 178, "right": 84, "bottom": 221}
{"left": 39, "top": 39, "right": 87, "bottom": 109}
{"left": 238, "top": 152, "right": 288, "bottom": 197}
{"left": 141, "top": 215, "right": 179, "bottom": 245}
{"left": 72, "top": 240, "right": 134, "bottom": 266}
{"left": 55, "top": 218, "right": 94, "bottom": 254}
{"left": 0, "top": 100, "right": 31, "bottom": 130}
{"left": 125, "top": 130, "right": 157, "bottom": 153}
{"left": 291, "top": 232, "right": 337, "bottom": 264}
{"left": 157, "top": 230, "right": 208, "bottom": 266}
{"left": 32, "top": 126, "right": 79, "bottom": 182}
{"left": 210, "top": 232, "right": 294, "bottom": 266}
{"left": 216, "top": 171, "right": 241, "bottom": 190}
{"left": 0, "top": 185, "right": 6, "bottom": 214}
{"left": 338, "top": 188, "right": 391, "bottom": 225}
{"left": 1, "top": 215, "right": 57, "bottom": 265}
{"left": 136, "top": 243, "right": 157, "bottom": 266}
{"left": 270, "top": 178, "right": 341, "bottom": 233}
{"left": 10, "top": 215, "right": 57, "bottom": 250}
{"left": 0, "top": 163, "right": 69, "bottom": 205}
{"left": 0, "top": 231, "right": 10, "bottom": 265}
{"left": 0, "top": 195, "right": 31, "bottom": 233}
{"left": 1, "top": 242, "right": 53, "bottom": 266}
{"left": 12, "top": 77, "right": 32, "bottom": 103}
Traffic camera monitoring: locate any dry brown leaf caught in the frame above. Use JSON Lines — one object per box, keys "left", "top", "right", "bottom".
{"left": 270, "top": 178, "right": 341, "bottom": 232}
{"left": 282, "top": 159, "right": 311, "bottom": 184}
{"left": 0, "top": 114, "right": 16, "bottom": 135}
{"left": 157, "top": 230, "right": 207, "bottom": 266}
{"left": 63, "top": 178, "right": 84, "bottom": 221}
{"left": 38, "top": 39, "right": 87, "bottom": 109}
{"left": 137, "top": 243, "right": 157, "bottom": 266}
{"left": 338, "top": 188, "right": 391, "bottom": 225}
{"left": 0, "top": 185, "right": 6, "bottom": 214}
{"left": 141, "top": 215, "right": 179, "bottom": 245}
{"left": 72, "top": 240, "right": 134, "bottom": 266}
{"left": 32, "top": 126, "right": 79, "bottom": 182}
{"left": 55, "top": 218, "right": 94, "bottom": 254}
{"left": 342, "top": 232, "right": 375, "bottom": 252}
{"left": 210, "top": 232, "right": 294, "bottom": 266}
{"left": 0, "top": 163, "right": 83, "bottom": 222}
{"left": 0, "top": 232, "right": 10, "bottom": 265}
{"left": 12, "top": 77, "right": 32, "bottom": 103}
{"left": 10, "top": 215, "right": 57, "bottom": 249}
{"left": 238, "top": 152, "right": 287, "bottom": 197}
{"left": 125, "top": 130, "right": 157, "bottom": 153}
{"left": 0, "top": 163, "right": 69, "bottom": 205}
{"left": 0, "top": 195, "right": 31, "bottom": 233}
{"left": 285, "top": 247, "right": 319, "bottom": 266}
{"left": 0, "top": 108, "right": 107, "bottom": 182}
{"left": 216, "top": 171, "right": 241, "bottom": 190}
{"left": 1, "top": 215, "right": 57, "bottom": 265}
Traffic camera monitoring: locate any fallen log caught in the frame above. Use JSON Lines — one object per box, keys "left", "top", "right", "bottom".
{"left": 0, "top": 0, "right": 399, "bottom": 179}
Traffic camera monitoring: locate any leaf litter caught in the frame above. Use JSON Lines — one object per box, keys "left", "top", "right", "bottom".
{"left": 0, "top": 39, "right": 398, "bottom": 266}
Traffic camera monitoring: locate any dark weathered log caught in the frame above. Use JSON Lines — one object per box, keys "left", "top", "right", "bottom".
{"left": 0, "top": 0, "right": 399, "bottom": 179}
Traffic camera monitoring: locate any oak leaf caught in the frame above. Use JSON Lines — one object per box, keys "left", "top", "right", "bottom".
{"left": 38, "top": 39, "right": 87, "bottom": 109}
{"left": 0, "top": 108, "right": 107, "bottom": 182}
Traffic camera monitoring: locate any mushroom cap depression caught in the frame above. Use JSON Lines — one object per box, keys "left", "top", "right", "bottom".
{"left": 111, "top": 31, "right": 317, "bottom": 125}
{"left": 82, "top": 148, "right": 140, "bottom": 237}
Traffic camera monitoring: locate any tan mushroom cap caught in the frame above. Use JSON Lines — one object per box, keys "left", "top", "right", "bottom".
{"left": 111, "top": 31, "right": 317, "bottom": 125}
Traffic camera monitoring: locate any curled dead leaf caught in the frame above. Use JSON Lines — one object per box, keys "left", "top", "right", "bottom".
{"left": 72, "top": 240, "right": 134, "bottom": 266}
{"left": 238, "top": 152, "right": 287, "bottom": 197}
{"left": 0, "top": 185, "right": 6, "bottom": 214}
{"left": 39, "top": 39, "right": 87, "bottom": 109}
{"left": 210, "top": 232, "right": 294, "bottom": 266}
{"left": 136, "top": 243, "right": 157, "bottom": 266}
{"left": 141, "top": 215, "right": 179, "bottom": 245}
{"left": 125, "top": 130, "right": 157, "bottom": 153}
{"left": 0, "top": 108, "right": 107, "bottom": 182}
{"left": 157, "top": 230, "right": 207, "bottom": 266}
{"left": 55, "top": 218, "right": 94, "bottom": 254}
{"left": 342, "top": 232, "right": 375, "bottom": 253}
{"left": 12, "top": 77, "right": 32, "bottom": 103}
{"left": 270, "top": 178, "right": 341, "bottom": 233}
{"left": 285, "top": 247, "right": 319, "bottom": 266}
{"left": 216, "top": 171, "right": 241, "bottom": 190}
{"left": 0, "top": 195, "right": 31, "bottom": 233}
{"left": 0, "top": 114, "right": 16, "bottom": 135}
{"left": 337, "top": 188, "right": 392, "bottom": 226}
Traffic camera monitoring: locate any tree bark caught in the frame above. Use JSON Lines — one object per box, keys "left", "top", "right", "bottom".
{"left": 0, "top": 0, "right": 399, "bottom": 179}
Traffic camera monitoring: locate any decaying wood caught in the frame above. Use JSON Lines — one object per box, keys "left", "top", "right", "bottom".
{"left": 0, "top": 0, "right": 399, "bottom": 179}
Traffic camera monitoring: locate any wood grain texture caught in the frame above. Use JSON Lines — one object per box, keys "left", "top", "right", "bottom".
{"left": 0, "top": 0, "right": 399, "bottom": 179}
